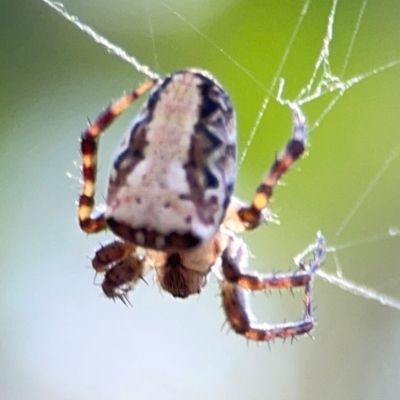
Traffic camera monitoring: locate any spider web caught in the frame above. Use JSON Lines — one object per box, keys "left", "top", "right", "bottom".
{"left": 40, "top": 0, "right": 400, "bottom": 311}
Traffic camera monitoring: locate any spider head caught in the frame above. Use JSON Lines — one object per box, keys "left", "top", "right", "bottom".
{"left": 156, "top": 253, "right": 207, "bottom": 298}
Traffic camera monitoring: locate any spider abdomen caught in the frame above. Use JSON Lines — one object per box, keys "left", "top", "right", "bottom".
{"left": 105, "top": 69, "right": 237, "bottom": 251}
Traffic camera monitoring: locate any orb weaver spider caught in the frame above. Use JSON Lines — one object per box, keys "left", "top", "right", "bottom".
{"left": 79, "top": 69, "right": 325, "bottom": 342}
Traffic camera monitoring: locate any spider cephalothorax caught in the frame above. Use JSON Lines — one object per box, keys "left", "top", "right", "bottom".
{"left": 79, "top": 69, "right": 325, "bottom": 341}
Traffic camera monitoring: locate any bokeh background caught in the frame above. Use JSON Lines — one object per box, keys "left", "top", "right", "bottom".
{"left": 2, "top": 1, "right": 400, "bottom": 399}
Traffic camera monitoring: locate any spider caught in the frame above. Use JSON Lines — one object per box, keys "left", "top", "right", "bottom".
{"left": 79, "top": 68, "right": 326, "bottom": 342}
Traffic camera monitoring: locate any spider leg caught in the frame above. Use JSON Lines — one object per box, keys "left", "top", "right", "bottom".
{"left": 237, "top": 104, "right": 308, "bottom": 230}
{"left": 92, "top": 240, "right": 137, "bottom": 273}
{"left": 222, "top": 232, "right": 326, "bottom": 291}
{"left": 221, "top": 281, "right": 315, "bottom": 341}
{"left": 102, "top": 255, "right": 152, "bottom": 304}
{"left": 79, "top": 79, "right": 158, "bottom": 233}
{"left": 90, "top": 240, "right": 152, "bottom": 303}
{"left": 90, "top": 240, "right": 153, "bottom": 303}
{"left": 220, "top": 232, "right": 325, "bottom": 342}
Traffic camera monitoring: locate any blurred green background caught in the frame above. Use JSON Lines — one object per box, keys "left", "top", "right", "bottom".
{"left": 1, "top": 0, "right": 400, "bottom": 399}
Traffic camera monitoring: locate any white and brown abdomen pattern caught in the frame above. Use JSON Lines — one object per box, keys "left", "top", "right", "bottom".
{"left": 105, "top": 69, "right": 236, "bottom": 252}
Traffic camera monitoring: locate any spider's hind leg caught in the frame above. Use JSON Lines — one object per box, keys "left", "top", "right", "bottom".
{"left": 237, "top": 104, "right": 308, "bottom": 230}
{"left": 79, "top": 79, "right": 158, "bottom": 234}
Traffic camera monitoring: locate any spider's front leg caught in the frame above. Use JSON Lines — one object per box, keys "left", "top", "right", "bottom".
{"left": 92, "top": 240, "right": 137, "bottom": 273}
{"left": 219, "top": 232, "right": 326, "bottom": 342}
{"left": 236, "top": 104, "right": 307, "bottom": 230}
{"left": 91, "top": 241, "right": 152, "bottom": 304}
{"left": 102, "top": 255, "right": 153, "bottom": 305}
{"left": 78, "top": 79, "right": 158, "bottom": 233}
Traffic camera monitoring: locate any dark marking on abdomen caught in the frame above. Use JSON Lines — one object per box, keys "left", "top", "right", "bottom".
{"left": 106, "top": 217, "right": 201, "bottom": 251}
